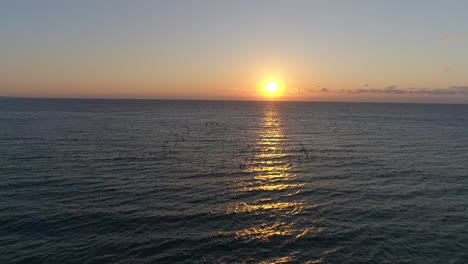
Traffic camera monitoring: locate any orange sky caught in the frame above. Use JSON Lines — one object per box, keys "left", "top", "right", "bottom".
{"left": 2, "top": 1, "right": 468, "bottom": 103}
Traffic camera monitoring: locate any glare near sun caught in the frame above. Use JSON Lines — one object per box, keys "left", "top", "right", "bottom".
{"left": 264, "top": 81, "right": 280, "bottom": 97}
{"left": 265, "top": 82, "right": 278, "bottom": 94}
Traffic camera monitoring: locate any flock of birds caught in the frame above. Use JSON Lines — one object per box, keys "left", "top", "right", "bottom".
{"left": 104, "top": 120, "right": 315, "bottom": 172}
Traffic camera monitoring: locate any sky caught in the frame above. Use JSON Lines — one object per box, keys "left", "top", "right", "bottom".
{"left": 1, "top": 0, "right": 468, "bottom": 103}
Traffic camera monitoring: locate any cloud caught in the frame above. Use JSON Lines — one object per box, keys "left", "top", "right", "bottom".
{"left": 349, "top": 86, "right": 468, "bottom": 95}
{"left": 451, "top": 86, "right": 468, "bottom": 92}
{"left": 441, "top": 66, "right": 453, "bottom": 71}
{"left": 441, "top": 34, "right": 450, "bottom": 39}
{"left": 305, "top": 86, "right": 329, "bottom": 93}
{"left": 440, "top": 33, "right": 466, "bottom": 40}
{"left": 287, "top": 87, "right": 302, "bottom": 95}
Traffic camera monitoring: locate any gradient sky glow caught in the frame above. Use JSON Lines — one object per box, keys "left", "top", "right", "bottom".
{"left": 2, "top": 0, "right": 468, "bottom": 103}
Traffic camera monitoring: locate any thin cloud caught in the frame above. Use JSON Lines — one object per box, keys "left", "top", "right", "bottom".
{"left": 440, "top": 33, "right": 466, "bottom": 40}
{"left": 350, "top": 86, "right": 468, "bottom": 95}
{"left": 441, "top": 33, "right": 451, "bottom": 39}
{"left": 306, "top": 86, "right": 329, "bottom": 93}
{"left": 286, "top": 87, "right": 302, "bottom": 95}
{"left": 441, "top": 66, "right": 453, "bottom": 72}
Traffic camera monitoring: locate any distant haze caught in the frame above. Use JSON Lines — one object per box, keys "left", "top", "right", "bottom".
{"left": 1, "top": 0, "right": 468, "bottom": 103}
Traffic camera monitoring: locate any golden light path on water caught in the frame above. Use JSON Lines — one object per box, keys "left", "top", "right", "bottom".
{"left": 223, "top": 108, "right": 327, "bottom": 263}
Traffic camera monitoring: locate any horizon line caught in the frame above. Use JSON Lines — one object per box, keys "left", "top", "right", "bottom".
{"left": 1, "top": 95, "right": 468, "bottom": 106}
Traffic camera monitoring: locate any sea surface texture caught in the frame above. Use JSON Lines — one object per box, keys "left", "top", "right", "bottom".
{"left": 1, "top": 98, "right": 467, "bottom": 263}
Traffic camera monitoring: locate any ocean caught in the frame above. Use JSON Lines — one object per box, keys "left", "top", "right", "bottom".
{"left": 1, "top": 98, "right": 467, "bottom": 263}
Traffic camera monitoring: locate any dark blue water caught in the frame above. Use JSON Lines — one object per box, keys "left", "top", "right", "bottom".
{"left": 1, "top": 98, "right": 467, "bottom": 263}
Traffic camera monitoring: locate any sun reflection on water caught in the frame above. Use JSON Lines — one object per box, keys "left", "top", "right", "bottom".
{"left": 240, "top": 110, "right": 297, "bottom": 194}
{"left": 222, "top": 108, "right": 326, "bottom": 262}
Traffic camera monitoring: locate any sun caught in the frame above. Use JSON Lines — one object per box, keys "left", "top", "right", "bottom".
{"left": 259, "top": 78, "right": 283, "bottom": 98}
{"left": 265, "top": 81, "right": 279, "bottom": 95}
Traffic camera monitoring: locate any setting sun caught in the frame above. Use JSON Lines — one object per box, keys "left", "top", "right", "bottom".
{"left": 265, "top": 82, "right": 279, "bottom": 96}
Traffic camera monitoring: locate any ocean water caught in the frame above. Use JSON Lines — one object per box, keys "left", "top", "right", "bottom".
{"left": 1, "top": 98, "right": 468, "bottom": 263}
